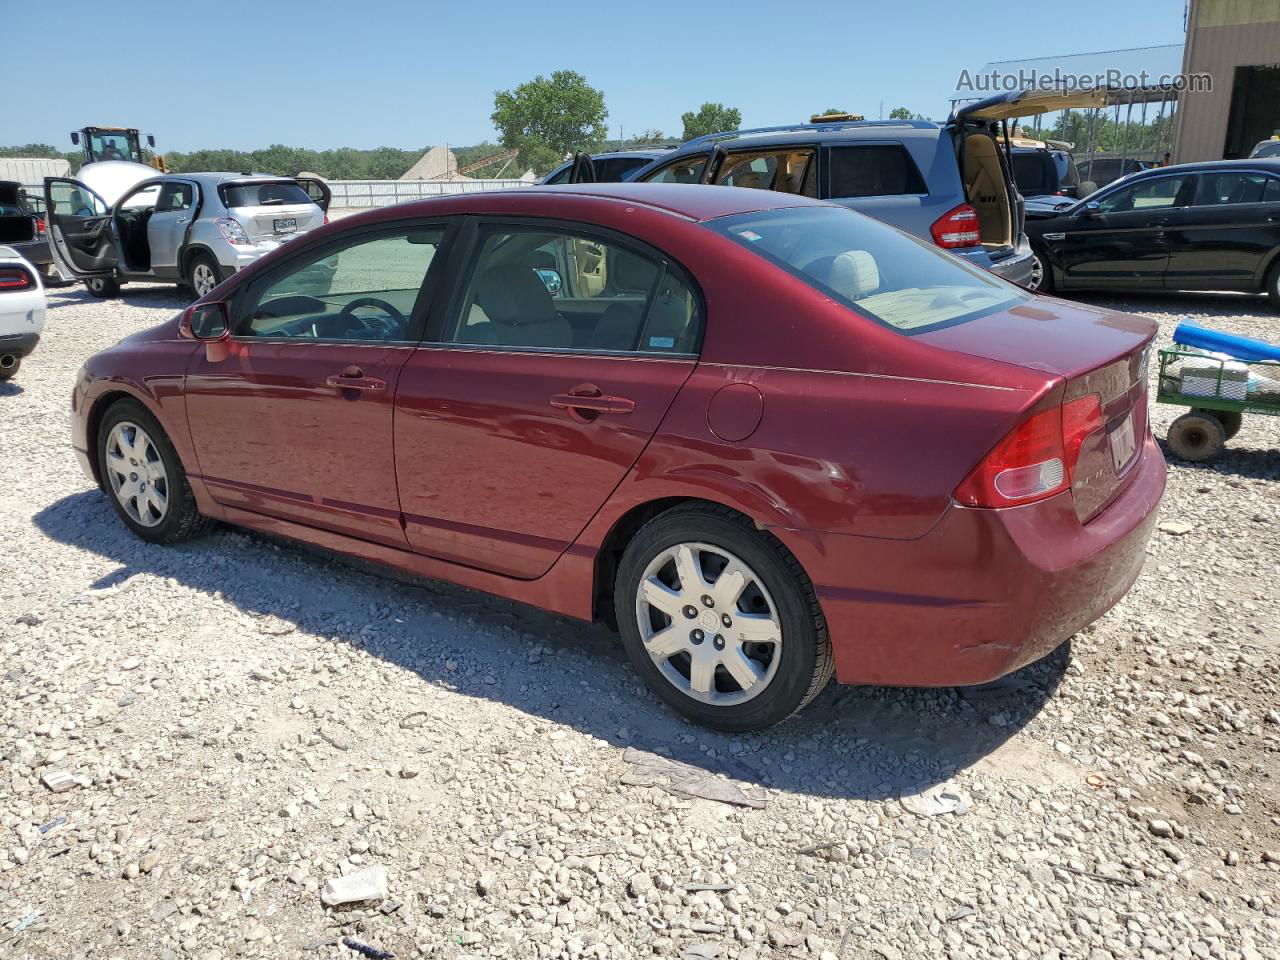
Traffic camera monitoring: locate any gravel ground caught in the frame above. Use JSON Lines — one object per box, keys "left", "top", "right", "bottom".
{"left": 1, "top": 281, "right": 1277, "bottom": 960}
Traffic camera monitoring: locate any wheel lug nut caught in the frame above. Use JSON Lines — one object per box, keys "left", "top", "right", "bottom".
{"left": 713, "top": 635, "right": 726, "bottom": 650}
{"left": 701, "top": 595, "right": 714, "bottom": 608}
{"left": 721, "top": 613, "right": 732, "bottom": 627}
{"left": 683, "top": 605, "right": 697, "bottom": 619}
{"left": 691, "top": 629, "right": 704, "bottom": 644}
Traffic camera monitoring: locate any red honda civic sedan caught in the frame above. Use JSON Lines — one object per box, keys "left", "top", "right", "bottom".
{"left": 70, "top": 184, "right": 1165, "bottom": 730}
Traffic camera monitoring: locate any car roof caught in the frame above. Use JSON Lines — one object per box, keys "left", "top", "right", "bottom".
{"left": 1127, "top": 158, "right": 1280, "bottom": 176}
{"left": 658, "top": 120, "right": 943, "bottom": 160}
{"left": 387, "top": 182, "right": 831, "bottom": 223}
{"left": 173, "top": 172, "right": 302, "bottom": 186}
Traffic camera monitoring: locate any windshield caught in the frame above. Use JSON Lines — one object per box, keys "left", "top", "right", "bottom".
{"left": 88, "top": 131, "right": 142, "bottom": 164}
{"left": 708, "top": 206, "right": 1028, "bottom": 334}
{"left": 220, "top": 181, "right": 313, "bottom": 208}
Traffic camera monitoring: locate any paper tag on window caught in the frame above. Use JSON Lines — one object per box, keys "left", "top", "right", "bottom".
{"left": 648, "top": 336, "right": 675, "bottom": 349}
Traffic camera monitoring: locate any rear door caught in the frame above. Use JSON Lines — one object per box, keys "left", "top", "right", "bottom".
{"left": 393, "top": 219, "right": 704, "bottom": 578}
{"left": 1165, "top": 169, "right": 1280, "bottom": 289}
{"left": 42, "top": 177, "right": 117, "bottom": 279}
{"left": 295, "top": 177, "right": 331, "bottom": 213}
{"left": 147, "top": 180, "right": 199, "bottom": 274}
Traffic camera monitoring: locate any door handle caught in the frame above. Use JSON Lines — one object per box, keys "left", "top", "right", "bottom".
{"left": 326, "top": 372, "right": 386, "bottom": 392}
{"left": 175, "top": 217, "right": 188, "bottom": 224}
{"left": 550, "top": 386, "right": 635, "bottom": 416}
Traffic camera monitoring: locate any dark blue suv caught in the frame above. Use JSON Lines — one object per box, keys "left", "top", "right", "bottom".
{"left": 626, "top": 105, "right": 1036, "bottom": 284}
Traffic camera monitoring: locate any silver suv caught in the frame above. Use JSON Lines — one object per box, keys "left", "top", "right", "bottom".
{"left": 43, "top": 167, "right": 330, "bottom": 298}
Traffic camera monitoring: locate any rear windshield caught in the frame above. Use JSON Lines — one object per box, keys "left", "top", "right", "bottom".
{"left": 1012, "top": 152, "right": 1056, "bottom": 194}
{"left": 708, "top": 205, "right": 1027, "bottom": 334}
{"left": 828, "top": 145, "right": 926, "bottom": 197}
{"left": 220, "top": 181, "right": 313, "bottom": 208}
{"left": 1054, "top": 152, "right": 1080, "bottom": 187}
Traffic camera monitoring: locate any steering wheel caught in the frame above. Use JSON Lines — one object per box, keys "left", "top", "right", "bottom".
{"left": 336, "top": 297, "right": 407, "bottom": 339}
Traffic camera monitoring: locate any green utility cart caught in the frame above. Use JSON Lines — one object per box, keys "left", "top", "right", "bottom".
{"left": 1156, "top": 347, "right": 1280, "bottom": 462}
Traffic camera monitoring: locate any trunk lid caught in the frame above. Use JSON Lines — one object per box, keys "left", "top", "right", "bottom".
{"left": 919, "top": 298, "right": 1155, "bottom": 521}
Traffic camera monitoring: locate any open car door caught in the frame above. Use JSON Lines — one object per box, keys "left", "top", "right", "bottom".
{"left": 566, "top": 153, "right": 597, "bottom": 184}
{"left": 43, "top": 177, "right": 118, "bottom": 280}
{"left": 296, "top": 177, "right": 331, "bottom": 213}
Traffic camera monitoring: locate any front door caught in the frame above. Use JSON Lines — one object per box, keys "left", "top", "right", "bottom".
{"left": 1055, "top": 172, "right": 1195, "bottom": 288}
{"left": 394, "top": 221, "right": 704, "bottom": 578}
{"left": 1165, "top": 169, "right": 1280, "bottom": 289}
{"left": 148, "top": 180, "right": 199, "bottom": 276}
{"left": 184, "top": 222, "right": 452, "bottom": 547}
{"left": 42, "top": 177, "right": 117, "bottom": 280}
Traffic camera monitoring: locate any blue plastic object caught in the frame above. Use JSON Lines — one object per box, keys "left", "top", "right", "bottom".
{"left": 1172, "top": 323, "right": 1280, "bottom": 362}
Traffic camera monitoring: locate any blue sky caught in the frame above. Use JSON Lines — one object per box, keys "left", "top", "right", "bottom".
{"left": 3, "top": 0, "right": 1189, "bottom": 151}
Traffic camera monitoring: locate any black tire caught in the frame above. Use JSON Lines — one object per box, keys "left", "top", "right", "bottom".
{"left": 614, "top": 504, "right": 833, "bottom": 731}
{"left": 0, "top": 357, "right": 18, "bottom": 381}
{"left": 1167, "top": 412, "right": 1226, "bottom": 463}
{"left": 97, "top": 399, "right": 212, "bottom": 544}
{"left": 1030, "top": 247, "right": 1054, "bottom": 294}
{"left": 1192, "top": 407, "right": 1242, "bottom": 440}
{"left": 1267, "top": 258, "right": 1280, "bottom": 313}
{"left": 186, "top": 252, "right": 222, "bottom": 299}
{"left": 85, "top": 276, "right": 120, "bottom": 298}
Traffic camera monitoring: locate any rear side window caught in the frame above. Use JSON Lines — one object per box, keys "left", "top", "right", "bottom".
{"left": 444, "top": 226, "right": 701, "bottom": 354}
{"left": 1267, "top": 178, "right": 1280, "bottom": 203}
{"left": 1194, "top": 171, "right": 1273, "bottom": 206}
{"left": 1011, "top": 153, "right": 1056, "bottom": 195}
{"left": 709, "top": 206, "right": 1026, "bottom": 334}
{"left": 716, "top": 150, "right": 815, "bottom": 195}
{"left": 221, "top": 181, "right": 313, "bottom": 208}
{"left": 827, "top": 145, "right": 926, "bottom": 198}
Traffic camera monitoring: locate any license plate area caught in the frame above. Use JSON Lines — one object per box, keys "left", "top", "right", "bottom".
{"left": 273, "top": 217, "right": 297, "bottom": 234}
{"left": 1108, "top": 412, "right": 1136, "bottom": 472}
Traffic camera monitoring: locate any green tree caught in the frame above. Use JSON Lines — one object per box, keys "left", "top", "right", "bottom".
{"left": 888, "top": 106, "right": 914, "bottom": 120}
{"left": 491, "top": 70, "right": 608, "bottom": 175}
{"left": 681, "top": 103, "right": 742, "bottom": 140}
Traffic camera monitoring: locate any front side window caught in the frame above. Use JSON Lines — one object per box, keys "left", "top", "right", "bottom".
{"left": 443, "top": 226, "right": 701, "bottom": 353}
{"left": 709, "top": 205, "right": 1027, "bottom": 334}
{"left": 642, "top": 157, "right": 707, "bottom": 184}
{"left": 1011, "top": 152, "right": 1055, "bottom": 195}
{"left": 49, "top": 181, "right": 107, "bottom": 217}
{"left": 1194, "top": 171, "right": 1274, "bottom": 206}
{"left": 241, "top": 228, "right": 444, "bottom": 341}
{"left": 1097, "top": 175, "right": 1191, "bottom": 213}
{"left": 829, "top": 145, "right": 928, "bottom": 197}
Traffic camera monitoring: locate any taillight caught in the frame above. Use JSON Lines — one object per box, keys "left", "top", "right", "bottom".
{"left": 323, "top": 214, "right": 329, "bottom": 225}
{"left": 0, "top": 267, "right": 33, "bottom": 291}
{"left": 954, "top": 393, "right": 1104, "bottom": 508}
{"left": 930, "top": 203, "right": 980, "bottom": 249}
{"left": 35, "top": 217, "right": 46, "bottom": 235}
{"left": 214, "top": 217, "right": 251, "bottom": 245}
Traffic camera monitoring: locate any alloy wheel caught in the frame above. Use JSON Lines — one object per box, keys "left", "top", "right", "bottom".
{"left": 104, "top": 422, "right": 169, "bottom": 527}
{"left": 1029, "top": 253, "right": 1044, "bottom": 291}
{"left": 192, "top": 263, "right": 217, "bottom": 297}
{"left": 634, "top": 542, "right": 782, "bottom": 706}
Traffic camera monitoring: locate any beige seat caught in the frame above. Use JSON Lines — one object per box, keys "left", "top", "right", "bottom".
{"left": 802, "top": 250, "right": 880, "bottom": 301}
{"left": 462, "top": 264, "right": 572, "bottom": 348}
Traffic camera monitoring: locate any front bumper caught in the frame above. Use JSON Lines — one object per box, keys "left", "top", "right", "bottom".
{"left": 781, "top": 434, "right": 1166, "bottom": 686}
{"left": 0, "top": 331, "right": 40, "bottom": 358}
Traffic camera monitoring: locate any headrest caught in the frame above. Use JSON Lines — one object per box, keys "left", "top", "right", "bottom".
{"left": 612, "top": 250, "right": 655, "bottom": 292}
{"left": 475, "top": 264, "right": 556, "bottom": 326}
{"left": 827, "top": 250, "right": 880, "bottom": 300}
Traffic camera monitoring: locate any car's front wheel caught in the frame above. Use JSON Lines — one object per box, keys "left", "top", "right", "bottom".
{"left": 614, "top": 504, "right": 833, "bottom": 731}
{"left": 86, "top": 276, "right": 120, "bottom": 298}
{"left": 0, "top": 356, "right": 19, "bottom": 381}
{"left": 1029, "top": 248, "right": 1053, "bottom": 293}
{"left": 97, "top": 400, "right": 211, "bottom": 543}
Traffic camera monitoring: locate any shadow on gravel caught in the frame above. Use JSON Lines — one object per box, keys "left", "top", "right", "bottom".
{"left": 1069, "top": 290, "right": 1271, "bottom": 315}
{"left": 0, "top": 382, "right": 24, "bottom": 397}
{"left": 1156, "top": 440, "right": 1280, "bottom": 482}
{"left": 35, "top": 489, "right": 1067, "bottom": 802}
{"left": 45, "top": 284, "right": 190, "bottom": 310}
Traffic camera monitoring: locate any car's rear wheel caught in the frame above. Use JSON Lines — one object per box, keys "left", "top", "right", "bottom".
{"left": 98, "top": 400, "right": 211, "bottom": 544}
{"left": 86, "top": 276, "right": 120, "bottom": 298}
{"left": 1029, "top": 248, "right": 1053, "bottom": 293}
{"left": 187, "top": 253, "right": 222, "bottom": 299}
{"left": 1267, "top": 259, "right": 1280, "bottom": 313}
{"left": 614, "top": 504, "right": 833, "bottom": 731}
{"left": 0, "top": 356, "right": 19, "bottom": 381}
{"left": 1167, "top": 411, "right": 1226, "bottom": 462}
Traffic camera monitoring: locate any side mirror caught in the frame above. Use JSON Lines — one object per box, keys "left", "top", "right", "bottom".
{"left": 536, "top": 268, "right": 563, "bottom": 297}
{"left": 179, "top": 302, "right": 230, "bottom": 340}
{"left": 70, "top": 132, "right": 80, "bottom": 146}
{"left": 1079, "top": 200, "right": 1101, "bottom": 218}
{"left": 147, "top": 135, "right": 156, "bottom": 147}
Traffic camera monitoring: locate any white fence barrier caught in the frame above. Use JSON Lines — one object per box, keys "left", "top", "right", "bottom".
{"left": 327, "top": 178, "right": 531, "bottom": 208}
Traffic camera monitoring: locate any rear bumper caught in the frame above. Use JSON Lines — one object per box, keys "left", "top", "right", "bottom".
{"left": 783, "top": 434, "right": 1165, "bottom": 686}
{"left": 0, "top": 331, "right": 40, "bottom": 358}
{"left": 984, "top": 235, "right": 1036, "bottom": 285}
